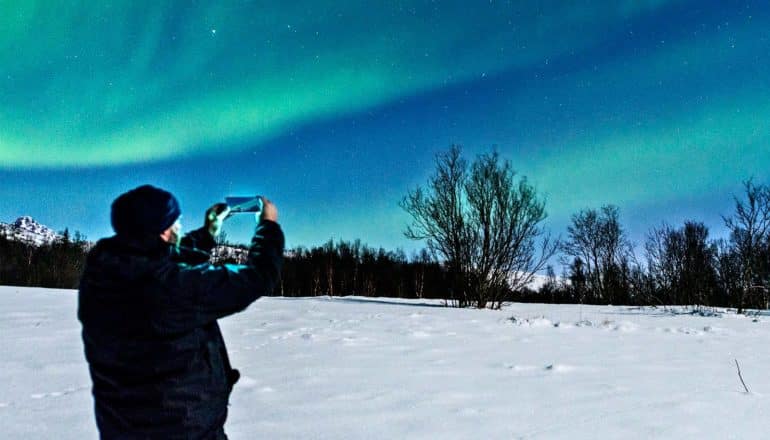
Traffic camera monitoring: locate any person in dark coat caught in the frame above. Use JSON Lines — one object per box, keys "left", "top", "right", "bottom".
{"left": 78, "top": 185, "right": 284, "bottom": 439}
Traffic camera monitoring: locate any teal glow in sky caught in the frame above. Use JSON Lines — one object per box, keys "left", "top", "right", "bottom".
{"left": 1, "top": 1, "right": 769, "bottom": 251}
{"left": 2, "top": 0, "right": 679, "bottom": 166}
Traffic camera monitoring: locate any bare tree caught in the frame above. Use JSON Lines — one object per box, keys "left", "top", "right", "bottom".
{"left": 568, "top": 257, "right": 588, "bottom": 304}
{"left": 401, "top": 145, "right": 472, "bottom": 305}
{"left": 645, "top": 221, "right": 718, "bottom": 308}
{"left": 413, "top": 249, "right": 431, "bottom": 299}
{"left": 724, "top": 180, "right": 770, "bottom": 312}
{"left": 644, "top": 223, "right": 678, "bottom": 304}
{"left": 714, "top": 238, "right": 741, "bottom": 307}
{"left": 401, "top": 146, "right": 557, "bottom": 309}
{"left": 324, "top": 239, "right": 335, "bottom": 297}
{"left": 562, "top": 205, "right": 633, "bottom": 304}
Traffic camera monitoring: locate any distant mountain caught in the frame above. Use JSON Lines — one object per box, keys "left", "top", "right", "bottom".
{"left": 0, "top": 216, "right": 253, "bottom": 263}
{"left": 0, "top": 216, "right": 61, "bottom": 246}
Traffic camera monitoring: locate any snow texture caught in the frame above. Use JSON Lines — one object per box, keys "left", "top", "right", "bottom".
{"left": 1, "top": 286, "right": 769, "bottom": 439}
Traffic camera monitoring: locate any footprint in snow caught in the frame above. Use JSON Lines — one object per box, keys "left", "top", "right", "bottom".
{"left": 544, "top": 364, "right": 576, "bottom": 373}
{"left": 505, "top": 364, "right": 537, "bottom": 372}
{"left": 659, "top": 327, "right": 708, "bottom": 335}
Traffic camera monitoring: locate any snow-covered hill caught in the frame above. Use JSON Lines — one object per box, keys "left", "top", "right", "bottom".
{"left": 2, "top": 286, "right": 769, "bottom": 439}
{"left": 0, "top": 216, "right": 61, "bottom": 246}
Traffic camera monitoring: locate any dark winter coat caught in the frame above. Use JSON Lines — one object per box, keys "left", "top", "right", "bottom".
{"left": 78, "top": 221, "right": 284, "bottom": 440}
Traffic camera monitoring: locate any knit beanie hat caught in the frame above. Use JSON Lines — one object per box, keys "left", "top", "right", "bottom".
{"left": 111, "top": 185, "right": 181, "bottom": 236}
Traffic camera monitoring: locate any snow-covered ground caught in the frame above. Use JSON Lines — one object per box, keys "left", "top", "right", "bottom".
{"left": 1, "top": 286, "right": 769, "bottom": 439}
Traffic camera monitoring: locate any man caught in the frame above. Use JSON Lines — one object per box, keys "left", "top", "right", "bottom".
{"left": 78, "top": 185, "right": 284, "bottom": 439}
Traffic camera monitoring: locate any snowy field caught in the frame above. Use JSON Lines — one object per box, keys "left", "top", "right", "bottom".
{"left": 2, "top": 286, "right": 770, "bottom": 439}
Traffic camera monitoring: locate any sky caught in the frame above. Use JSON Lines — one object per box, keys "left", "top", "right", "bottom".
{"left": 1, "top": 0, "right": 769, "bottom": 258}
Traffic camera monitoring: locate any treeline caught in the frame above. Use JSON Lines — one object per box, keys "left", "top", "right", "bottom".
{"left": 0, "top": 230, "right": 460, "bottom": 301}
{"left": 0, "top": 229, "right": 88, "bottom": 289}
{"left": 240, "top": 178, "right": 770, "bottom": 311}
{"left": 0, "top": 228, "right": 458, "bottom": 300}
{"left": 528, "top": 180, "right": 770, "bottom": 312}
{"left": 2, "top": 158, "right": 769, "bottom": 313}
{"left": 214, "top": 233, "right": 455, "bottom": 299}
{"left": 215, "top": 239, "right": 454, "bottom": 299}
{"left": 278, "top": 241, "right": 452, "bottom": 299}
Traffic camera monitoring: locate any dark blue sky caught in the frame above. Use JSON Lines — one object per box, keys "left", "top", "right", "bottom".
{"left": 1, "top": 0, "right": 769, "bottom": 256}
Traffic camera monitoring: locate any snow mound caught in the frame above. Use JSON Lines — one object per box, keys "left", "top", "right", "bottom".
{"left": 507, "top": 316, "right": 555, "bottom": 328}
{"left": 544, "top": 363, "right": 577, "bottom": 373}
{"left": 601, "top": 320, "right": 638, "bottom": 332}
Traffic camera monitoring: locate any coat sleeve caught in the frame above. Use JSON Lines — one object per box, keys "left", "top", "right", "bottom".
{"left": 180, "top": 226, "right": 216, "bottom": 253}
{"left": 161, "top": 220, "right": 284, "bottom": 330}
{"left": 176, "top": 227, "right": 217, "bottom": 265}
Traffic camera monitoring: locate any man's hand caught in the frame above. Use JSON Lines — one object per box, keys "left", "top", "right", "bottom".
{"left": 205, "top": 203, "right": 231, "bottom": 238}
{"left": 260, "top": 197, "right": 278, "bottom": 222}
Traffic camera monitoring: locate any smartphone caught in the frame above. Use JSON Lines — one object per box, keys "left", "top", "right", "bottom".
{"left": 225, "top": 196, "right": 263, "bottom": 215}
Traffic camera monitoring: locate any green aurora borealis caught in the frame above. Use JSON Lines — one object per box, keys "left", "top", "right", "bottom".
{"left": 1, "top": 0, "right": 769, "bottom": 249}
{"left": 3, "top": 1, "right": 682, "bottom": 166}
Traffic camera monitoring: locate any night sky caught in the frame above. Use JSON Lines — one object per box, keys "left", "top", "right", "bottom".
{"left": 1, "top": 1, "right": 769, "bottom": 254}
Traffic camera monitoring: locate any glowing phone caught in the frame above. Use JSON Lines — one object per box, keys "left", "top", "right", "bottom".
{"left": 225, "top": 196, "right": 263, "bottom": 217}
